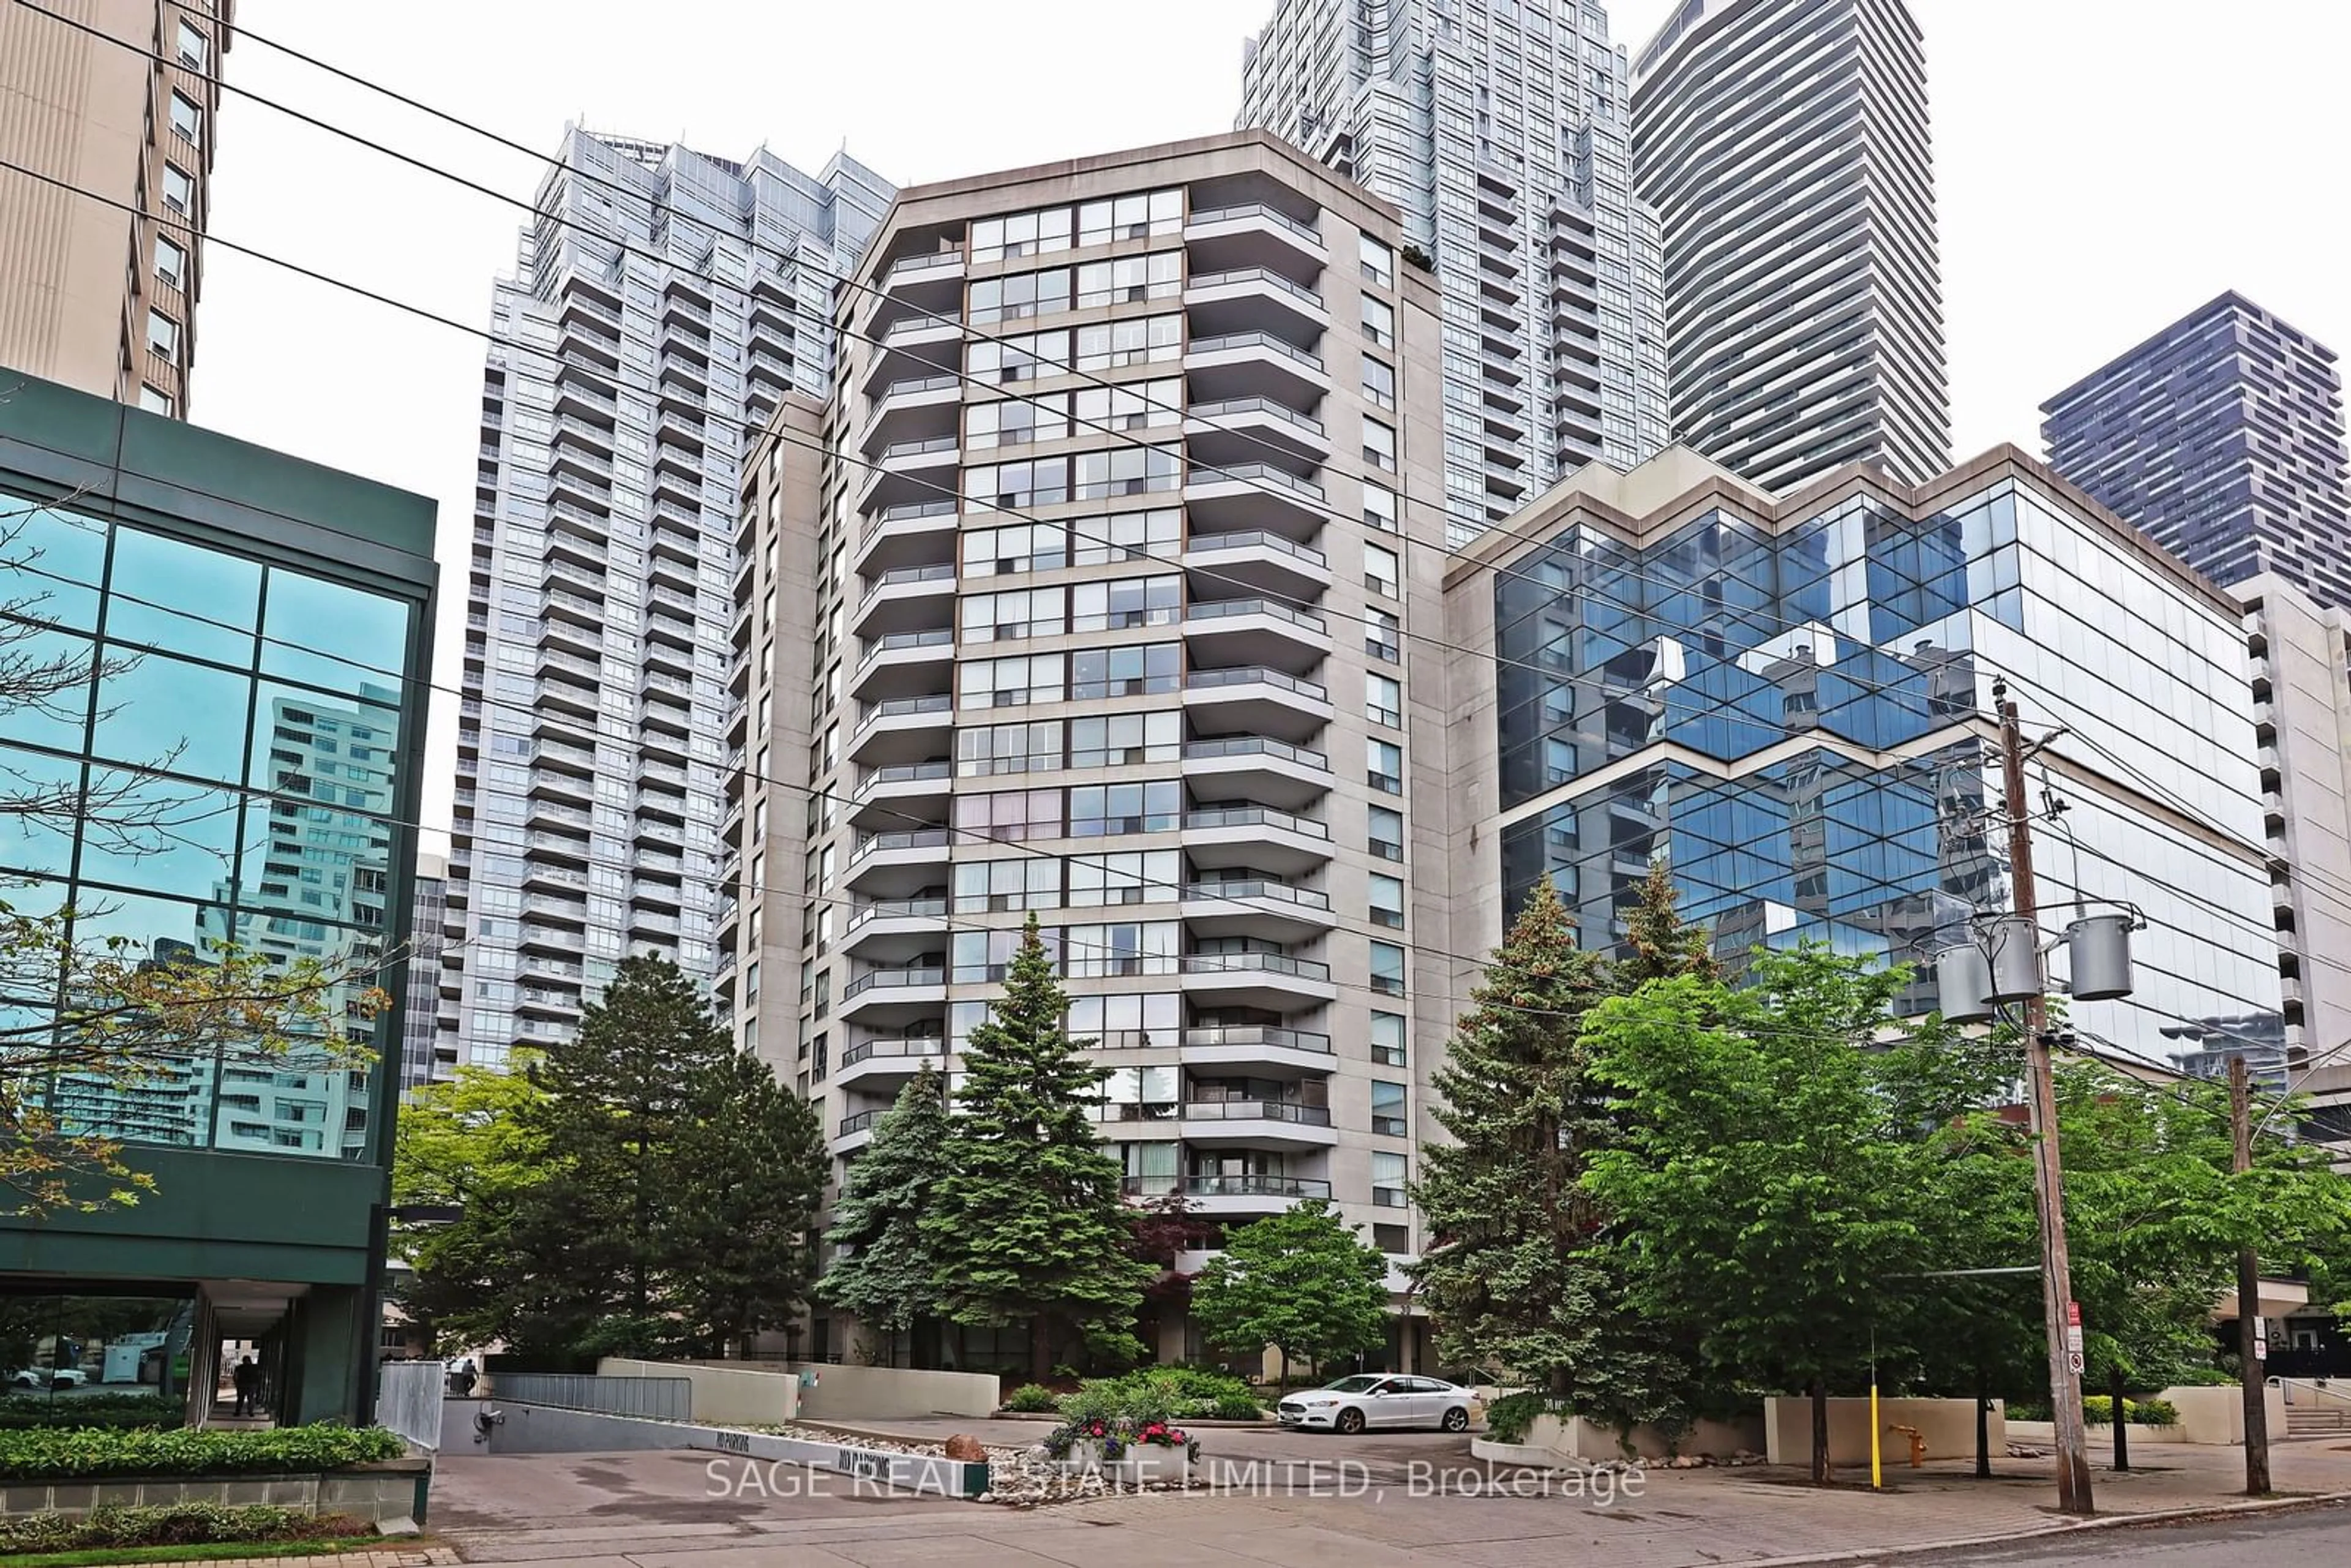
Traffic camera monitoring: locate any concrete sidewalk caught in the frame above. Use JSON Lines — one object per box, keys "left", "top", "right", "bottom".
{"left": 414, "top": 1428, "right": 2351, "bottom": 1567}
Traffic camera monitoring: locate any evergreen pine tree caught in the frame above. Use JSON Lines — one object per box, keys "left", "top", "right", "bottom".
{"left": 819, "top": 1065, "right": 953, "bottom": 1352}
{"left": 924, "top": 916, "right": 1156, "bottom": 1379}
{"left": 1409, "top": 878, "right": 1689, "bottom": 1430}
{"left": 670, "top": 1048, "right": 828, "bottom": 1356}
{"left": 516, "top": 953, "right": 733, "bottom": 1357}
{"left": 1622, "top": 856, "right": 1717, "bottom": 984}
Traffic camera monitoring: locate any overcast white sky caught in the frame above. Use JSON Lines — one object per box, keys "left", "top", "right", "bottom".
{"left": 185, "top": 0, "right": 2351, "bottom": 845}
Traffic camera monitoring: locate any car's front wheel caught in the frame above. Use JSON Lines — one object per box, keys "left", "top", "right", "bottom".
{"left": 1441, "top": 1406, "right": 1470, "bottom": 1433}
{"left": 1335, "top": 1407, "right": 1366, "bottom": 1436}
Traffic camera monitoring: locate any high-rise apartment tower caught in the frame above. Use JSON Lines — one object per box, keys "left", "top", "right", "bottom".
{"left": 729, "top": 131, "right": 1449, "bottom": 1365}
{"left": 0, "top": 0, "right": 231, "bottom": 416}
{"left": 2042, "top": 291, "right": 2351, "bottom": 610}
{"left": 443, "top": 130, "right": 890, "bottom": 1070}
{"left": 1240, "top": 0, "right": 1670, "bottom": 547}
{"left": 1632, "top": 0, "right": 1948, "bottom": 492}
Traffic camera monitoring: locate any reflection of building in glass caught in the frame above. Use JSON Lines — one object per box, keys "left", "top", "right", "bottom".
{"left": 0, "top": 369, "right": 435, "bottom": 1424}
{"left": 1448, "top": 445, "right": 2279, "bottom": 1062}
{"left": 400, "top": 853, "right": 446, "bottom": 1092}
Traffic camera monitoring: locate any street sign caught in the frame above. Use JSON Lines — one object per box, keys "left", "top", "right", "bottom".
{"left": 2067, "top": 1351, "right": 2084, "bottom": 1375}
{"left": 2066, "top": 1301, "right": 2081, "bottom": 1327}
{"left": 2255, "top": 1320, "right": 2270, "bottom": 1362}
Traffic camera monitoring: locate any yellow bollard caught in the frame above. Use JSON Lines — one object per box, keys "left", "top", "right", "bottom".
{"left": 1870, "top": 1379, "right": 1881, "bottom": 1488}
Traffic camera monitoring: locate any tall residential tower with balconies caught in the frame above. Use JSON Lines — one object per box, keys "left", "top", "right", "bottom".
{"left": 1632, "top": 0, "right": 1948, "bottom": 492}
{"left": 443, "top": 130, "right": 890, "bottom": 1070}
{"left": 728, "top": 132, "right": 1449, "bottom": 1366}
{"left": 1239, "top": 0, "right": 1670, "bottom": 548}
{"left": 0, "top": 0, "right": 232, "bottom": 416}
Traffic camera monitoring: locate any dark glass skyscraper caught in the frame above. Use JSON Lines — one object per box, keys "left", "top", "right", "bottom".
{"left": 2042, "top": 291, "right": 2351, "bottom": 609}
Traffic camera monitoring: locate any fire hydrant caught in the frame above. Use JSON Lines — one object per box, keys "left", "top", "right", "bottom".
{"left": 1888, "top": 1424, "right": 1927, "bottom": 1468}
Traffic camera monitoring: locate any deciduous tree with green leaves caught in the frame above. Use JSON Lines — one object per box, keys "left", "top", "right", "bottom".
{"left": 389, "top": 1056, "right": 550, "bottom": 1354}
{"left": 1193, "top": 1198, "right": 1389, "bottom": 1389}
{"left": 1408, "top": 877, "right": 1697, "bottom": 1433}
{"left": 819, "top": 1065, "right": 953, "bottom": 1354}
{"left": 1581, "top": 946, "right": 1946, "bottom": 1483}
{"left": 924, "top": 917, "right": 1155, "bottom": 1380}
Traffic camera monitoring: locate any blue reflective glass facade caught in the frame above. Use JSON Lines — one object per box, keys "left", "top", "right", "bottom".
{"left": 0, "top": 377, "right": 436, "bottom": 1165}
{"left": 1488, "top": 466, "right": 2279, "bottom": 1059}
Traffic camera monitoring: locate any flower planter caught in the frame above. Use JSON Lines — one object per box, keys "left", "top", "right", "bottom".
{"left": 1057, "top": 1439, "right": 1194, "bottom": 1485}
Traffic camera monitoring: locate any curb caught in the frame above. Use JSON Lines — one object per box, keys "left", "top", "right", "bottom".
{"left": 1741, "top": 1488, "right": 2351, "bottom": 1567}
{"left": 987, "top": 1411, "right": 1276, "bottom": 1428}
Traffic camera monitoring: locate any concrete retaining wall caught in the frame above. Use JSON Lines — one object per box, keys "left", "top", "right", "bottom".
{"left": 1, "top": 1460, "right": 430, "bottom": 1525}
{"left": 1471, "top": 1411, "right": 1764, "bottom": 1467}
{"left": 1761, "top": 1397, "right": 2001, "bottom": 1467}
{"left": 465, "top": 1402, "right": 987, "bottom": 1496}
{"left": 786, "top": 1362, "right": 1000, "bottom": 1420}
{"left": 2006, "top": 1419, "right": 2189, "bottom": 1445}
{"left": 598, "top": 1357, "right": 800, "bottom": 1425}
{"left": 2156, "top": 1384, "right": 2288, "bottom": 1444}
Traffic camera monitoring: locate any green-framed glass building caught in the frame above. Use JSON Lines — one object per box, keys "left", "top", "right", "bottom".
{"left": 0, "top": 369, "right": 437, "bottom": 1424}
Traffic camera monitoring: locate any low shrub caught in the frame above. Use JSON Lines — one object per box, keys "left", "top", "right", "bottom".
{"left": 1001, "top": 1383, "right": 1057, "bottom": 1414}
{"left": 1060, "top": 1368, "right": 1258, "bottom": 1422}
{"left": 2018, "top": 1395, "right": 2180, "bottom": 1427}
{"left": 0, "top": 1424, "right": 406, "bottom": 1482}
{"left": 0, "top": 1501, "right": 365, "bottom": 1554}
{"left": 1212, "top": 1390, "right": 1267, "bottom": 1420}
{"left": 1483, "top": 1390, "right": 1558, "bottom": 1446}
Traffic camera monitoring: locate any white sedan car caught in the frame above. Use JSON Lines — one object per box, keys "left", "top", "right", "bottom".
{"left": 9, "top": 1367, "right": 87, "bottom": 1390}
{"left": 1277, "top": 1374, "right": 1474, "bottom": 1435}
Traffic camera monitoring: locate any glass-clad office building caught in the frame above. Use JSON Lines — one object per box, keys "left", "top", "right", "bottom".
{"left": 0, "top": 369, "right": 437, "bottom": 1424}
{"left": 1467, "top": 449, "right": 2279, "bottom": 1061}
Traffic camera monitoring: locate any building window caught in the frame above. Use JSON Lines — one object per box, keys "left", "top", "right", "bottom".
{"left": 1370, "top": 940, "right": 1406, "bottom": 997}
{"left": 1365, "top": 608, "right": 1400, "bottom": 662}
{"left": 1372, "top": 1221, "right": 1410, "bottom": 1254}
{"left": 1370, "top": 1010, "right": 1407, "bottom": 1067}
{"left": 1368, "top": 872, "right": 1405, "bottom": 929}
{"left": 162, "top": 164, "right": 193, "bottom": 215}
{"left": 1360, "top": 233, "right": 1395, "bottom": 289}
{"left": 1371, "top": 1080, "right": 1408, "bottom": 1136}
{"left": 146, "top": 309, "right": 178, "bottom": 358}
{"left": 1371, "top": 1150, "right": 1408, "bottom": 1207}
{"left": 154, "top": 234, "right": 186, "bottom": 290}
{"left": 177, "top": 19, "right": 207, "bottom": 68}
{"left": 1362, "top": 296, "right": 1395, "bottom": 348}
{"left": 1361, "top": 356, "right": 1396, "bottom": 411}
{"left": 168, "top": 92, "right": 201, "bottom": 146}
{"left": 1365, "top": 672, "right": 1401, "bottom": 729}
{"left": 1367, "top": 737, "right": 1403, "bottom": 795}
{"left": 1364, "top": 541, "right": 1400, "bottom": 596}
{"left": 1367, "top": 804, "right": 1404, "bottom": 863}
{"left": 1363, "top": 482, "right": 1398, "bottom": 534}
{"left": 137, "top": 384, "right": 173, "bottom": 416}
{"left": 1362, "top": 417, "right": 1397, "bottom": 473}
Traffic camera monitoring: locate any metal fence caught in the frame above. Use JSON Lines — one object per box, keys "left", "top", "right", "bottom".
{"left": 375, "top": 1360, "right": 446, "bottom": 1452}
{"left": 491, "top": 1372, "right": 694, "bottom": 1422}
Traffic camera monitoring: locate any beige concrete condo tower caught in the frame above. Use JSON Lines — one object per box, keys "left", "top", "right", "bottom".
{"left": 726, "top": 130, "right": 1452, "bottom": 1366}
{"left": 0, "top": 0, "right": 231, "bottom": 416}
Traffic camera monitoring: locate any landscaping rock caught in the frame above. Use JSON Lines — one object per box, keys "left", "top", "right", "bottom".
{"left": 943, "top": 1434, "right": 988, "bottom": 1461}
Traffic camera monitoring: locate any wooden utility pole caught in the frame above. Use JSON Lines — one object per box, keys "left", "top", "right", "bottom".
{"left": 1999, "top": 683, "right": 2094, "bottom": 1515}
{"left": 2230, "top": 1055, "right": 2273, "bottom": 1495}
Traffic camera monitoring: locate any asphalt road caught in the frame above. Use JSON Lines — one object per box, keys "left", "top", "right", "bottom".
{"left": 1902, "top": 1500, "right": 2351, "bottom": 1566}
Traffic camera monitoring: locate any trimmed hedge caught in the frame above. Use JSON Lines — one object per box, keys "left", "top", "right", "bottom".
{"left": 2009, "top": 1395, "right": 2180, "bottom": 1426}
{"left": 0, "top": 1392, "right": 187, "bottom": 1431}
{"left": 1002, "top": 1383, "right": 1058, "bottom": 1412}
{"left": 0, "top": 1502, "right": 364, "bottom": 1554}
{"left": 0, "top": 1424, "right": 405, "bottom": 1482}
